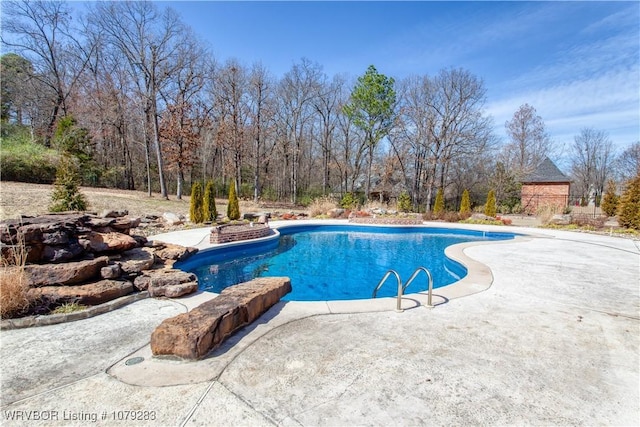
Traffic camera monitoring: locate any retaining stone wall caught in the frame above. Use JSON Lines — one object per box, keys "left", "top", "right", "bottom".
{"left": 349, "top": 217, "right": 423, "bottom": 225}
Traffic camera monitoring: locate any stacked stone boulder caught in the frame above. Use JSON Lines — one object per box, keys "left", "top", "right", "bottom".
{"left": 0, "top": 212, "right": 199, "bottom": 313}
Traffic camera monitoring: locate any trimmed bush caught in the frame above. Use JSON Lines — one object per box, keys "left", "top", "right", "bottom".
{"left": 484, "top": 189, "right": 497, "bottom": 218}
{"left": 618, "top": 174, "right": 640, "bottom": 230}
{"left": 459, "top": 189, "right": 471, "bottom": 217}
{"left": 190, "top": 182, "right": 204, "bottom": 224}
{"left": 397, "top": 191, "right": 412, "bottom": 213}
{"left": 433, "top": 188, "right": 445, "bottom": 216}
{"left": 601, "top": 179, "right": 619, "bottom": 217}
{"left": 203, "top": 180, "right": 217, "bottom": 223}
{"left": 227, "top": 180, "right": 240, "bottom": 220}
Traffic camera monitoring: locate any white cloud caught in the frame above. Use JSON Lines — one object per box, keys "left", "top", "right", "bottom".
{"left": 487, "top": 66, "right": 640, "bottom": 147}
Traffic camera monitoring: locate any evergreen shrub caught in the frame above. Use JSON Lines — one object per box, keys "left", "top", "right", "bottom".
{"left": 49, "top": 155, "right": 88, "bottom": 212}
{"left": 459, "top": 189, "right": 471, "bottom": 218}
{"left": 190, "top": 182, "right": 204, "bottom": 223}
{"left": 601, "top": 179, "right": 619, "bottom": 218}
{"left": 484, "top": 189, "right": 497, "bottom": 218}
{"left": 397, "top": 191, "right": 412, "bottom": 213}
{"left": 227, "top": 180, "right": 241, "bottom": 220}
{"left": 433, "top": 188, "right": 445, "bottom": 216}
{"left": 618, "top": 174, "right": 640, "bottom": 230}
{"left": 203, "top": 180, "right": 217, "bottom": 223}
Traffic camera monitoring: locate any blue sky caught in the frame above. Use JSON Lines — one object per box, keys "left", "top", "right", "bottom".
{"left": 164, "top": 1, "right": 639, "bottom": 155}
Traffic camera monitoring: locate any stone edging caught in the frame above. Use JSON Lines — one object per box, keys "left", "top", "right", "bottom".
{"left": 0, "top": 291, "right": 150, "bottom": 330}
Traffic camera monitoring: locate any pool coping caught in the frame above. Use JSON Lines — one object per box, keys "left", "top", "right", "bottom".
{"left": 171, "top": 219, "right": 535, "bottom": 313}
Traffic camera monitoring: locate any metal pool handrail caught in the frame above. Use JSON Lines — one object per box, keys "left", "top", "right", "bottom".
{"left": 403, "top": 267, "right": 434, "bottom": 308}
{"left": 372, "top": 267, "right": 434, "bottom": 311}
{"left": 372, "top": 270, "right": 403, "bottom": 312}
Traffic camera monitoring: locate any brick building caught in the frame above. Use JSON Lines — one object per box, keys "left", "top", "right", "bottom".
{"left": 521, "top": 157, "right": 571, "bottom": 214}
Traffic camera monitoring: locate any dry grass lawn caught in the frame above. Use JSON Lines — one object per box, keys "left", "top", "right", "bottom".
{"left": 0, "top": 181, "right": 278, "bottom": 222}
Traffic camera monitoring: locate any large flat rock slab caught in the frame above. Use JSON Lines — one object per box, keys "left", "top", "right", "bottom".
{"left": 151, "top": 277, "right": 291, "bottom": 359}
{"left": 28, "top": 279, "right": 134, "bottom": 306}
{"left": 23, "top": 256, "right": 109, "bottom": 287}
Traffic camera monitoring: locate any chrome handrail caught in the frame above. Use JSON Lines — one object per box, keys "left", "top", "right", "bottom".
{"left": 403, "top": 267, "right": 434, "bottom": 308}
{"left": 371, "top": 269, "right": 404, "bottom": 312}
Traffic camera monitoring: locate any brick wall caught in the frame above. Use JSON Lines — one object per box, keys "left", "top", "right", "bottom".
{"left": 521, "top": 183, "right": 570, "bottom": 214}
{"left": 209, "top": 224, "right": 271, "bottom": 244}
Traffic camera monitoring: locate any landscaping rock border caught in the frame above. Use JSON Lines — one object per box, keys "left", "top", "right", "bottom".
{"left": 0, "top": 291, "right": 149, "bottom": 330}
{"left": 1, "top": 212, "right": 199, "bottom": 320}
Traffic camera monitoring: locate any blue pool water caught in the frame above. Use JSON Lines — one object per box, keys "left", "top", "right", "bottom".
{"left": 176, "top": 225, "right": 515, "bottom": 301}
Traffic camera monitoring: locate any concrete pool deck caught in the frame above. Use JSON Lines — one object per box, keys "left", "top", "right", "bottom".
{"left": 1, "top": 221, "right": 639, "bottom": 426}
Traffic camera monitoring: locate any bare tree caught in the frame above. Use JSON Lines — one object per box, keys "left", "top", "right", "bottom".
{"left": 335, "top": 95, "right": 365, "bottom": 195}
{"left": 391, "top": 70, "right": 494, "bottom": 210}
{"left": 390, "top": 75, "right": 433, "bottom": 207}
{"left": 91, "top": 1, "right": 189, "bottom": 199}
{"left": 503, "top": 103, "right": 552, "bottom": 177}
{"left": 213, "top": 59, "right": 250, "bottom": 192}
{"left": 158, "top": 30, "right": 208, "bottom": 199}
{"left": 570, "top": 127, "right": 615, "bottom": 204}
{"left": 2, "top": 0, "right": 98, "bottom": 144}
{"left": 313, "top": 74, "right": 344, "bottom": 195}
{"left": 617, "top": 142, "right": 640, "bottom": 183}
{"left": 248, "top": 62, "right": 274, "bottom": 203}
{"left": 277, "top": 58, "right": 323, "bottom": 203}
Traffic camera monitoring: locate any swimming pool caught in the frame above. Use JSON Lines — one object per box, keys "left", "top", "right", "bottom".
{"left": 176, "top": 224, "right": 515, "bottom": 301}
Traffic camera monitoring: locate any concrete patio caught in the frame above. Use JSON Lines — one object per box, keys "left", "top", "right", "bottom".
{"left": 1, "top": 222, "right": 638, "bottom": 426}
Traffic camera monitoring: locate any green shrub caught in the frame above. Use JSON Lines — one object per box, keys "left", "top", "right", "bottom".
{"left": 298, "top": 194, "right": 314, "bottom": 207}
{"left": 190, "top": 182, "right": 204, "bottom": 223}
{"left": 227, "top": 180, "right": 241, "bottom": 220}
{"left": 239, "top": 182, "right": 253, "bottom": 199}
{"left": 601, "top": 179, "right": 619, "bottom": 217}
{"left": 203, "top": 180, "right": 217, "bottom": 223}
{"left": 511, "top": 202, "right": 524, "bottom": 214}
{"left": 340, "top": 192, "right": 357, "bottom": 210}
{"left": 261, "top": 186, "right": 277, "bottom": 202}
{"left": 397, "top": 191, "right": 412, "bottom": 213}
{"left": 49, "top": 155, "right": 88, "bottom": 212}
{"left": 433, "top": 188, "right": 445, "bottom": 216}
{"left": 484, "top": 189, "right": 497, "bottom": 218}
{"left": 459, "top": 189, "right": 471, "bottom": 217}
{"left": 618, "top": 174, "right": 640, "bottom": 230}
{"left": 53, "top": 115, "right": 99, "bottom": 186}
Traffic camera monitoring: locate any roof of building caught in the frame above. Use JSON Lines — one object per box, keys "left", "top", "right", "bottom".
{"left": 522, "top": 157, "right": 570, "bottom": 184}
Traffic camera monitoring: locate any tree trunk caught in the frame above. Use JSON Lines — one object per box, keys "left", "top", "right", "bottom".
{"left": 152, "top": 93, "right": 168, "bottom": 200}
{"left": 365, "top": 137, "right": 374, "bottom": 202}
{"left": 176, "top": 167, "right": 184, "bottom": 200}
